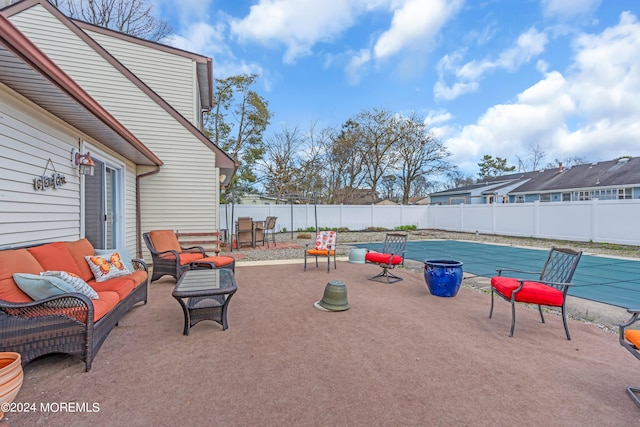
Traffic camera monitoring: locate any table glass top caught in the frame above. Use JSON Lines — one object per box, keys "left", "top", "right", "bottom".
{"left": 174, "top": 269, "right": 235, "bottom": 293}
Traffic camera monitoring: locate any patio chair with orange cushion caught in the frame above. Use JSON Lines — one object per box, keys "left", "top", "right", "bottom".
{"left": 619, "top": 310, "right": 640, "bottom": 407}
{"left": 143, "top": 230, "right": 235, "bottom": 282}
{"left": 489, "top": 247, "right": 582, "bottom": 340}
{"left": 304, "top": 230, "right": 337, "bottom": 273}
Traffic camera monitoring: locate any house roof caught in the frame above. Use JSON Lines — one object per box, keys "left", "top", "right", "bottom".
{"left": 1, "top": 0, "right": 236, "bottom": 179}
{"left": 0, "top": 13, "right": 162, "bottom": 166}
{"left": 511, "top": 157, "right": 640, "bottom": 193}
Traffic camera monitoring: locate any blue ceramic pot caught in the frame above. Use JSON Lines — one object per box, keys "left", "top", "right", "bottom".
{"left": 423, "top": 260, "right": 464, "bottom": 297}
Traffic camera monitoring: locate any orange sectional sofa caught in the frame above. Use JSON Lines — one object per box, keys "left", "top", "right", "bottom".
{"left": 0, "top": 238, "right": 148, "bottom": 371}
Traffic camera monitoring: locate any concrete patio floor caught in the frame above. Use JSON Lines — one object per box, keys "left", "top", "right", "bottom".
{"left": 6, "top": 260, "right": 640, "bottom": 426}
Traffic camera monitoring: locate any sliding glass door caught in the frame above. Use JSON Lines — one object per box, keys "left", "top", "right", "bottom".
{"left": 83, "top": 156, "right": 123, "bottom": 250}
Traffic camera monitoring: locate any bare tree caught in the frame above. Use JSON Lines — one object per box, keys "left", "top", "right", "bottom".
{"left": 395, "top": 114, "right": 450, "bottom": 204}
{"left": 296, "top": 122, "right": 330, "bottom": 201}
{"left": 516, "top": 143, "right": 547, "bottom": 171}
{"left": 445, "top": 168, "right": 475, "bottom": 189}
{"left": 324, "top": 120, "right": 365, "bottom": 204}
{"left": 260, "top": 125, "right": 302, "bottom": 203}
{"left": 345, "top": 108, "right": 399, "bottom": 199}
{"left": 49, "top": 0, "right": 172, "bottom": 41}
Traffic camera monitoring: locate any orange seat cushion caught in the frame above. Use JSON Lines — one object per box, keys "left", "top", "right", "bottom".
{"left": 158, "top": 252, "right": 205, "bottom": 264}
{"left": 626, "top": 330, "right": 640, "bottom": 348}
{"left": 365, "top": 252, "right": 403, "bottom": 265}
{"left": 88, "top": 277, "right": 135, "bottom": 300}
{"left": 127, "top": 270, "right": 148, "bottom": 287}
{"left": 491, "top": 276, "right": 564, "bottom": 306}
{"left": 92, "top": 291, "right": 120, "bottom": 321}
{"left": 306, "top": 249, "right": 335, "bottom": 256}
{"left": 198, "top": 256, "right": 234, "bottom": 267}
{"left": 64, "top": 238, "right": 96, "bottom": 282}
{"left": 5, "top": 290, "right": 119, "bottom": 322}
{"left": 0, "top": 249, "right": 43, "bottom": 303}
{"left": 28, "top": 242, "right": 83, "bottom": 277}
{"left": 149, "top": 230, "right": 182, "bottom": 253}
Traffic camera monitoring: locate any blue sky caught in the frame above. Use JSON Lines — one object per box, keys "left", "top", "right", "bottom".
{"left": 153, "top": 0, "right": 640, "bottom": 177}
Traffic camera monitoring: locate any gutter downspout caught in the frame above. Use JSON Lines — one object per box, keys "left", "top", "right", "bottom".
{"left": 136, "top": 166, "right": 161, "bottom": 259}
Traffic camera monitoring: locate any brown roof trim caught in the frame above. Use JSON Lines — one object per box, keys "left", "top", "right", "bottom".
{"left": 0, "top": 13, "right": 162, "bottom": 166}
{"left": 2, "top": 0, "right": 234, "bottom": 169}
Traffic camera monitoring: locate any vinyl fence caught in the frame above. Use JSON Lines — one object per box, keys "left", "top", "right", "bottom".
{"left": 220, "top": 199, "right": 640, "bottom": 246}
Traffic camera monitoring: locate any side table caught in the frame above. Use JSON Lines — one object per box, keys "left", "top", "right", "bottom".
{"left": 172, "top": 269, "right": 238, "bottom": 335}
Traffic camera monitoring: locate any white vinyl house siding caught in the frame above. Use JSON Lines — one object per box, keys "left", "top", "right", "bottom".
{"left": 9, "top": 5, "right": 219, "bottom": 260}
{"left": 0, "top": 83, "right": 137, "bottom": 253}
{"left": 0, "top": 84, "right": 80, "bottom": 247}
{"left": 82, "top": 29, "right": 197, "bottom": 125}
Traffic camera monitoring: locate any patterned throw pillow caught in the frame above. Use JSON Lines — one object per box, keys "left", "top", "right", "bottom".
{"left": 40, "top": 271, "right": 99, "bottom": 300}
{"left": 84, "top": 253, "right": 131, "bottom": 282}
{"left": 95, "top": 248, "right": 135, "bottom": 272}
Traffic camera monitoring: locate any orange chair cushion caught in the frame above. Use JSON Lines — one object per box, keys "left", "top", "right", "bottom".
{"left": 160, "top": 252, "right": 206, "bottom": 265}
{"left": 306, "top": 249, "right": 335, "bottom": 256}
{"left": 88, "top": 277, "right": 135, "bottom": 301}
{"left": 365, "top": 252, "right": 403, "bottom": 265}
{"left": 199, "top": 256, "right": 235, "bottom": 267}
{"left": 491, "top": 276, "right": 564, "bottom": 306}
{"left": 626, "top": 330, "right": 640, "bottom": 348}
{"left": 28, "top": 242, "right": 83, "bottom": 277}
{"left": 64, "top": 238, "right": 96, "bottom": 282}
{"left": 149, "top": 230, "right": 182, "bottom": 253}
{"left": 0, "top": 249, "right": 43, "bottom": 303}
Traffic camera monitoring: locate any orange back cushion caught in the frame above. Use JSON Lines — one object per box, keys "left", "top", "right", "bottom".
{"left": 149, "top": 230, "right": 181, "bottom": 253}
{"left": 0, "top": 249, "right": 43, "bottom": 303}
{"left": 65, "top": 238, "right": 96, "bottom": 282}
{"left": 28, "top": 242, "right": 83, "bottom": 277}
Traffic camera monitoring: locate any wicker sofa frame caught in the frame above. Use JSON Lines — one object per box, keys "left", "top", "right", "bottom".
{"left": 0, "top": 249, "right": 148, "bottom": 372}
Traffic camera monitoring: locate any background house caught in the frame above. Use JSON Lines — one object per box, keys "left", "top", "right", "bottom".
{"left": 0, "top": 0, "right": 235, "bottom": 259}
{"left": 430, "top": 158, "right": 640, "bottom": 204}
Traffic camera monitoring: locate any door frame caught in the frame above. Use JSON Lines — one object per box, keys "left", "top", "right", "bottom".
{"left": 80, "top": 141, "right": 126, "bottom": 249}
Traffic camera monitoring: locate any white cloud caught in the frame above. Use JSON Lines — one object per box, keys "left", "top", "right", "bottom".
{"left": 435, "top": 28, "right": 548, "bottom": 100}
{"left": 229, "top": 0, "right": 371, "bottom": 64}
{"left": 164, "top": 22, "right": 265, "bottom": 82}
{"left": 442, "top": 12, "right": 640, "bottom": 173}
{"left": 346, "top": 49, "right": 372, "bottom": 85}
{"left": 540, "top": 0, "right": 602, "bottom": 21}
{"left": 373, "top": 0, "right": 463, "bottom": 59}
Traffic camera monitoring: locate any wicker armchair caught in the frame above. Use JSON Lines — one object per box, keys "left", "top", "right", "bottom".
{"left": 143, "top": 230, "right": 234, "bottom": 282}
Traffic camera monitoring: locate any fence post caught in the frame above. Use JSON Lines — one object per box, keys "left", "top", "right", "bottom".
{"left": 534, "top": 200, "right": 539, "bottom": 238}
{"left": 591, "top": 199, "right": 598, "bottom": 242}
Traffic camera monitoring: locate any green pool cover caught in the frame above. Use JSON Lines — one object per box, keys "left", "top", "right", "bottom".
{"left": 355, "top": 240, "right": 640, "bottom": 309}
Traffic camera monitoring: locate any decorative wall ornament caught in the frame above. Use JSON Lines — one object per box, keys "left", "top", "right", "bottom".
{"left": 33, "top": 158, "right": 67, "bottom": 191}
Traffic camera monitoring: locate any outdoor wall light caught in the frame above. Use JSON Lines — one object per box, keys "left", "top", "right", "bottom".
{"left": 71, "top": 148, "right": 95, "bottom": 176}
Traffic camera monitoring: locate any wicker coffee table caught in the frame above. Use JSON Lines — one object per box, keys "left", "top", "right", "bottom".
{"left": 172, "top": 269, "right": 237, "bottom": 335}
